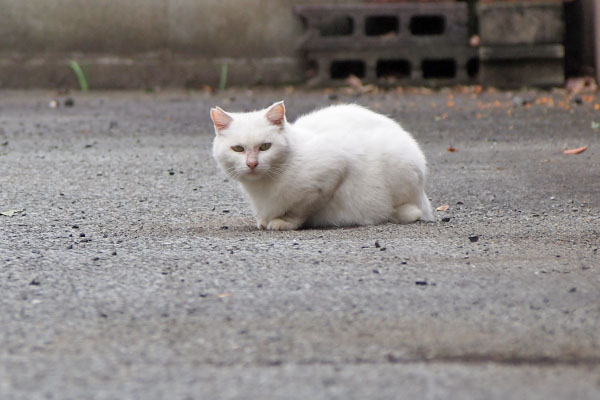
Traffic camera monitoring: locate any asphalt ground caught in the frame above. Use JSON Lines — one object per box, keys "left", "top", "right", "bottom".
{"left": 1, "top": 87, "right": 599, "bottom": 399}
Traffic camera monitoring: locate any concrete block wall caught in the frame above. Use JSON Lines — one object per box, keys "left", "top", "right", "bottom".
{"left": 0, "top": 0, "right": 591, "bottom": 89}
{"left": 296, "top": 2, "right": 479, "bottom": 87}
{"left": 0, "top": 0, "right": 364, "bottom": 88}
{"left": 477, "top": 1, "right": 565, "bottom": 88}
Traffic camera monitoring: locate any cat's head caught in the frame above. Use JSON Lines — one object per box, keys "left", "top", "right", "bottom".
{"left": 211, "top": 101, "right": 291, "bottom": 182}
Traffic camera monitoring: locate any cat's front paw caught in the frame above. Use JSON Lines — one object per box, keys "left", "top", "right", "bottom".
{"left": 257, "top": 218, "right": 268, "bottom": 230}
{"left": 266, "top": 218, "right": 299, "bottom": 231}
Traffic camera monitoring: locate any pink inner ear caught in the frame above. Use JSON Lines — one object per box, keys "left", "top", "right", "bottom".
{"left": 211, "top": 108, "right": 233, "bottom": 131}
{"left": 266, "top": 102, "right": 286, "bottom": 126}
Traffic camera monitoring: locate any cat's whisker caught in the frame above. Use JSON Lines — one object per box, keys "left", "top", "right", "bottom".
{"left": 222, "top": 166, "right": 247, "bottom": 180}
{"left": 264, "top": 166, "right": 288, "bottom": 179}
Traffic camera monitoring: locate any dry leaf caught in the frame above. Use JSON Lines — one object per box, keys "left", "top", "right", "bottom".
{"left": 202, "top": 85, "right": 215, "bottom": 94}
{"left": 566, "top": 77, "right": 597, "bottom": 94}
{"left": 347, "top": 75, "right": 363, "bottom": 89}
{"left": 346, "top": 75, "right": 377, "bottom": 94}
{"left": 436, "top": 205, "right": 450, "bottom": 212}
{"left": 447, "top": 146, "right": 458, "bottom": 152}
{"left": 563, "top": 146, "right": 588, "bottom": 155}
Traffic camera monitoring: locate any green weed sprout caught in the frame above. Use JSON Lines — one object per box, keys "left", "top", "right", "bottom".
{"left": 69, "top": 60, "right": 89, "bottom": 92}
{"left": 219, "top": 62, "right": 229, "bottom": 91}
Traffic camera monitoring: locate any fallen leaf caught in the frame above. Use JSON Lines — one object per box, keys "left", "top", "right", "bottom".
{"left": 436, "top": 205, "right": 450, "bottom": 212}
{"left": 447, "top": 146, "right": 458, "bottom": 152}
{"left": 563, "top": 146, "right": 588, "bottom": 155}
{"left": 566, "top": 77, "right": 586, "bottom": 94}
{"left": 591, "top": 121, "right": 600, "bottom": 130}
{"left": 0, "top": 209, "right": 24, "bottom": 217}
{"left": 346, "top": 75, "right": 376, "bottom": 94}
{"left": 566, "top": 77, "right": 598, "bottom": 94}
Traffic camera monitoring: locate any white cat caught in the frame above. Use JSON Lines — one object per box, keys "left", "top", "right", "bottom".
{"left": 211, "top": 101, "right": 434, "bottom": 230}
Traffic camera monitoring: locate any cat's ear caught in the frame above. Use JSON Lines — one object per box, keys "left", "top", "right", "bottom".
{"left": 265, "top": 101, "right": 286, "bottom": 127}
{"left": 210, "top": 107, "right": 233, "bottom": 134}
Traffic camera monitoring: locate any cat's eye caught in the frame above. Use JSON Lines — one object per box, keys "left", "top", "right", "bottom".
{"left": 259, "top": 143, "right": 272, "bottom": 151}
{"left": 231, "top": 145, "right": 244, "bottom": 153}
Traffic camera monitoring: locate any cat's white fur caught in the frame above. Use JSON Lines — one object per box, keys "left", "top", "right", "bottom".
{"left": 211, "top": 101, "right": 434, "bottom": 230}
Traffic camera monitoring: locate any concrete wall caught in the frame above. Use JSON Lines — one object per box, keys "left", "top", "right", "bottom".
{"left": 0, "top": 0, "right": 362, "bottom": 88}
{"left": 0, "top": 0, "right": 594, "bottom": 88}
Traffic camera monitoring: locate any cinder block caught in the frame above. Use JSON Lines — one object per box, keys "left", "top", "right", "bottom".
{"left": 477, "top": 2, "right": 565, "bottom": 88}
{"left": 477, "top": 2, "right": 564, "bottom": 46}
{"left": 480, "top": 44, "right": 565, "bottom": 60}
{"left": 296, "top": 2, "right": 478, "bottom": 86}
{"left": 297, "top": 2, "right": 470, "bottom": 51}
{"left": 479, "top": 45, "right": 565, "bottom": 88}
{"left": 480, "top": 58, "right": 564, "bottom": 88}
{"left": 306, "top": 47, "right": 479, "bottom": 87}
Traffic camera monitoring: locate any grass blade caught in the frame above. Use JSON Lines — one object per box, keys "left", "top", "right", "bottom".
{"left": 219, "top": 62, "right": 229, "bottom": 91}
{"left": 69, "top": 60, "right": 89, "bottom": 92}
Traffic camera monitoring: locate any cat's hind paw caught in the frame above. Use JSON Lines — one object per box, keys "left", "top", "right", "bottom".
{"left": 266, "top": 218, "right": 300, "bottom": 231}
{"left": 393, "top": 204, "right": 422, "bottom": 224}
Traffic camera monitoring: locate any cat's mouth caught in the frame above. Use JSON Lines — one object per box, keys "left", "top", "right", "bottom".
{"left": 242, "top": 169, "right": 263, "bottom": 180}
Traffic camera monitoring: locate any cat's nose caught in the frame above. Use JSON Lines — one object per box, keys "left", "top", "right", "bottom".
{"left": 247, "top": 160, "right": 258, "bottom": 170}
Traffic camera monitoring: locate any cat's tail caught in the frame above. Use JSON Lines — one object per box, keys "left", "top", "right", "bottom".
{"left": 418, "top": 191, "right": 435, "bottom": 222}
